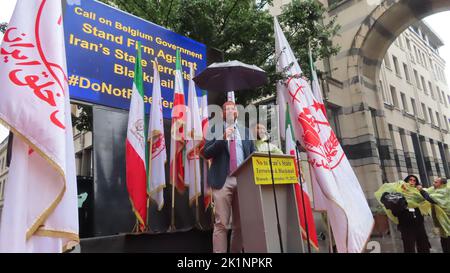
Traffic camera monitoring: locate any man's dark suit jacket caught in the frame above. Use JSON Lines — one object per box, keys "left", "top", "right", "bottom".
{"left": 203, "top": 124, "right": 255, "bottom": 190}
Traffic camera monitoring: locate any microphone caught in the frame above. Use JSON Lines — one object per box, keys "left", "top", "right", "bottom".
{"left": 263, "top": 131, "right": 272, "bottom": 142}
{"left": 296, "top": 140, "right": 306, "bottom": 153}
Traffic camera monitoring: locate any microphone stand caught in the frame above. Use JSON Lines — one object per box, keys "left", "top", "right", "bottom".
{"left": 265, "top": 133, "right": 284, "bottom": 253}
{"left": 295, "top": 141, "right": 312, "bottom": 253}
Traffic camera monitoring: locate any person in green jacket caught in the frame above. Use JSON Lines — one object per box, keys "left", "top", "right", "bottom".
{"left": 253, "top": 123, "right": 283, "bottom": 154}
{"left": 418, "top": 177, "right": 450, "bottom": 253}
{"left": 375, "top": 175, "right": 431, "bottom": 253}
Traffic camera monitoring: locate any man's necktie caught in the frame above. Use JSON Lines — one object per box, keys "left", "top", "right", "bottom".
{"left": 229, "top": 134, "right": 238, "bottom": 174}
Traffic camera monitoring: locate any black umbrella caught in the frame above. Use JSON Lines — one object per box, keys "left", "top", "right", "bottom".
{"left": 193, "top": 60, "right": 267, "bottom": 93}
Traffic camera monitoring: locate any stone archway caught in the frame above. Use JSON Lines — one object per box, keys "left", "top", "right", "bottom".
{"left": 321, "top": 0, "right": 450, "bottom": 200}
{"left": 349, "top": 0, "right": 450, "bottom": 83}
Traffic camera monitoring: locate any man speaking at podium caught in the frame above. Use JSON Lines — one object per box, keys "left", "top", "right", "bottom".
{"left": 203, "top": 101, "right": 255, "bottom": 253}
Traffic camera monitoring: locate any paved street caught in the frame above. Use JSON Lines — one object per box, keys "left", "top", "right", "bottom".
{"left": 369, "top": 217, "right": 443, "bottom": 253}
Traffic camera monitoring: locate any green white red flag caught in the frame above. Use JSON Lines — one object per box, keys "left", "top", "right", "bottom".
{"left": 185, "top": 64, "right": 202, "bottom": 205}
{"left": 170, "top": 49, "right": 186, "bottom": 193}
{"left": 200, "top": 90, "right": 211, "bottom": 210}
{"left": 126, "top": 44, "right": 147, "bottom": 231}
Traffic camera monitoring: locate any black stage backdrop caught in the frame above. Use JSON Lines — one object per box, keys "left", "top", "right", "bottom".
{"left": 91, "top": 105, "right": 213, "bottom": 237}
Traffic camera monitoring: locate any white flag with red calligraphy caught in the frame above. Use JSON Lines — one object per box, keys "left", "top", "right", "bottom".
{"left": 148, "top": 59, "right": 166, "bottom": 211}
{"left": 275, "top": 17, "right": 373, "bottom": 253}
{"left": 200, "top": 90, "right": 212, "bottom": 210}
{"left": 0, "top": 0, "right": 78, "bottom": 252}
{"left": 185, "top": 64, "right": 202, "bottom": 206}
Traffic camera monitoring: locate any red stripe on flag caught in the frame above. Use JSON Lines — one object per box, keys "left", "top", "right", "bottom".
{"left": 126, "top": 140, "right": 147, "bottom": 230}
{"left": 294, "top": 183, "right": 319, "bottom": 250}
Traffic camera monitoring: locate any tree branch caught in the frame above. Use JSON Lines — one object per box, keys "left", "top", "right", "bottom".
{"left": 165, "top": 0, "right": 174, "bottom": 27}
{"left": 219, "top": 0, "right": 240, "bottom": 36}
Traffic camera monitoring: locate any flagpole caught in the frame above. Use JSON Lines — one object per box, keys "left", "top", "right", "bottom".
{"left": 266, "top": 135, "right": 284, "bottom": 253}
{"left": 308, "top": 38, "right": 314, "bottom": 81}
{"left": 193, "top": 148, "right": 203, "bottom": 229}
{"left": 292, "top": 176, "right": 306, "bottom": 253}
{"left": 147, "top": 135, "right": 153, "bottom": 229}
{"left": 170, "top": 143, "right": 176, "bottom": 232}
{"left": 295, "top": 141, "right": 312, "bottom": 253}
{"left": 327, "top": 213, "right": 334, "bottom": 253}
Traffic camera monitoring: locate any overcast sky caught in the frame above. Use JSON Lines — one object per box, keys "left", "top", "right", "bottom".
{"left": 0, "top": 1, "right": 449, "bottom": 142}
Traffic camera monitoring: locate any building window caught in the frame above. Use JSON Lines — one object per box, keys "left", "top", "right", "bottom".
{"left": 414, "top": 70, "right": 421, "bottom": 90}
{"left": 400, "top": 93, "right": 409, "bottom": 112}
{"left": 414, "top": 46, "right": 419, "bottom": 63}
{"left": 403, "top": 63, "right": 410, "bottom": 83}
{"left": 406, "top": 38, "right": 411, "bottom": 51}
{"left": 443, "top": 91, "right": 448, "bottom": 107}
{"left": 436, "top": 86, "right": 442, "bottom": 103}
{"left": 0, "top": 179, "right": 4, "bottom": 199}
{"left": 380, "top": 80, "right": 388, "bottom": 104}
{"left": 384, "top": 55, "right": 391, "bottom": 69}
{"left": 393, "top": 56, "right": 401, "bottom": 76}
{"left": 327, "top": 0, "right": 347, "bottom": 7}
{"left": 0, "top": 180, "right": 3, "bottom": 200}
{"left": 411, "top": 98, "right": 417, "bottom": 116}
{"left": 429, "top": 108, "right": 435, "bottom": 125}
{"left": 418, "top": 50, "right": 424, "bottom": 65}
{"left": 421, "top": 76, "right": 428, "bottom": 94}
{"left": 436, "top": 64, "right": 441, "bottom": 80}
{"left": 422, "top": 53, "right": 427, "bottom": 69}
{"left": 436, "top": 112, "right": 442, "bottom": 128}
{"left": 422, "top": 103, "right": 428, "bottom": 122}
{"left": 398, "top": 35, "right": 404, "bottom": 48}
{"left": 390, "top": 86, "right": 399, "bottom": 107}
{"left": 326, "top": 105, "right": 342, "bottom": 141}
{"left": 428, "top": 82, "right": 435, "bottom": 99}
{"left": 444, "top": 115, "right": 449, "bottom": 131}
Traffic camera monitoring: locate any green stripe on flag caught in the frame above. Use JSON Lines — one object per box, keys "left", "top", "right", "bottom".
{"left": 176, "top": 49, "right": 182, "bottom": 71}
{"left": 134, "top": 42, "right": 144, "bottom": 98}
{"left": 285, "top": 103, "right": 294, "bottom": 138}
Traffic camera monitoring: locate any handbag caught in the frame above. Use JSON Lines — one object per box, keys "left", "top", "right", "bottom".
{"left": 380, "top": 192, "right": 408, "bottom": 215}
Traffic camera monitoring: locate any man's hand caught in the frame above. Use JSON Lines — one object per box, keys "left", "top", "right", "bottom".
{"left": 224, "top": 127, "right": 235, "bottom": 140}
{"left": 416, "top": 185, "right": 423, "bottom": 191}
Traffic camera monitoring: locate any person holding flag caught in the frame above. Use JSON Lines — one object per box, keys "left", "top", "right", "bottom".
{"left": 148, "top": 58, "right": 167, "bottom": 212}
{"left": 0, "top": 0, "right": 79, "bottom": 252}
{"left": 125, "top": 43, "right": 147, "bottom": 232}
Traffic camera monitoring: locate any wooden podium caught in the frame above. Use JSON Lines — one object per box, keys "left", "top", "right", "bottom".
{"left": 230, "top": 153, "right": 303, "bottom": 253}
